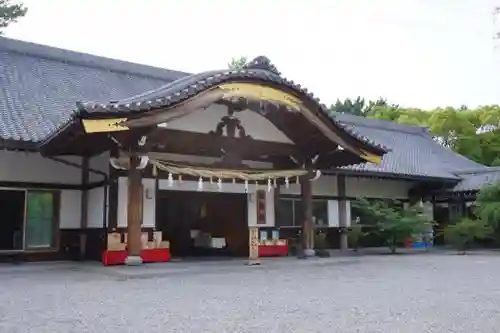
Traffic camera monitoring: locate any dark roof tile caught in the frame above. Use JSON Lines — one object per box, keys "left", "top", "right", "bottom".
{"left": 0, "top": 37, "right": 490, "bottom": 183}
{"left": 332, "top": 113, "right": 487, "bottom": 179}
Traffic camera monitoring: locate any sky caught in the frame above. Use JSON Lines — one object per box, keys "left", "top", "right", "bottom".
{"left": 4, "top": 0, "right": 500, "bottom": 109}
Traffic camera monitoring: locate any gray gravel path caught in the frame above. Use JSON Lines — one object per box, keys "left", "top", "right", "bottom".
{"left": 1, "top": 254, "right": 499, "bottom": 333}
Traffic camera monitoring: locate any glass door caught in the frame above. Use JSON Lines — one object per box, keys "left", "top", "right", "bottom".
{"left": 24, "top": 191, "right": 58, "bottom": 250}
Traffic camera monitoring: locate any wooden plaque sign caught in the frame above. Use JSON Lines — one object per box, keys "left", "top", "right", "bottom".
{"left": 247, "top": 226, "right": 260, "bottom": 265}
{"left": 256, "top": 190, "right": 266, "bottom": 225}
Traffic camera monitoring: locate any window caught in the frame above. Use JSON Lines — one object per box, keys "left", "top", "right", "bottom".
{"left": 276, "top": 198, "right": 328, "bottom": 227}
{"left": 25, "top": 191, "right": 59, "bottom": 249}
{"left": 276, "top": 199, "right": 295, "bottom": 227}
{"left": 312, "top": 200, "right": 328, "bottom": 227}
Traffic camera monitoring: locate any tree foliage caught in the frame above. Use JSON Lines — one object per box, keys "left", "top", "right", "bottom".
{"left": 329, "top": 97, "right": 398, "bottom": 117}
{"left": 352, "top": 198, "right": 433, "bottom": 253}
{"left": 443, "top": 218, "right": 493, "bottom": 254}
{"left": 330, "top": 96, "right": 500, "bottom": 167}
{"left": 347, "top": 218, "right": 367, "bottom": 251}
{"left": 0, "top": 0, "right": 27, "bottom": 33}
{"left": 367, "top": 104, "right": 500, "bottom": 166}
{"left": 228, "top": 56, "right": 247, "bottom": 70}
{"left": 475, "top": 182, "right": 500, "bottom": 229}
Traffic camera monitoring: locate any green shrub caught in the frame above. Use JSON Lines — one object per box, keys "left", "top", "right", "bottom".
{"left": 443, "top": 218, "right": 493, "bottom": 254}
{"left": 347, "top": 220, "right": 366, "bottom": 251}
{"left": 352, "top": 198, "right": 434, "bottom": 253}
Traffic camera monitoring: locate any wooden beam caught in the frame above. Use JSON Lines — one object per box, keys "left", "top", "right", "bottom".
{"left": 337, "top": 174, "right": 348, "bottom": 251}
{"left": 300, "top": 171, "right": 314, "bottom": 257}
{"left": 147, "top": 129, "right": 299, "bottom": 159}
{"left": 79, "top": 156, "right": 90, "bottom": 258}
{"left": 125, "top": 152, "right": 144, "bottom": 265}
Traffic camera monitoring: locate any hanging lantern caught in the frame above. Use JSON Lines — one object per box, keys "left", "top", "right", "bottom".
{"left": 217, "top": 178, "right": 222, "bottom": 191}
{"left": 167, "top": 172, "right": 174, "bottom": 187}
{"left": 244, "top": 180, "right": 249, "bottom": 193}
{"left": 285, "top": 177, "right": 290, "bottom": 189}
{"left": 267, "top": 178, "right": 272, "bottom": 192}
{"left": 197, "top": 177, "right": 204, "bottom": 191}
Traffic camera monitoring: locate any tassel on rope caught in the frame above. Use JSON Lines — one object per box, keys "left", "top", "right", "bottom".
{"left": 217, "top": 178, "right": 222, "bottom": 191}
{"left": 273, "top": 178, "right": 277, "bottom": 188}
{"left": 244, "top": 180, "right": 248, "bottom": 193}
{"left": 167, "top": 172, "right": 174, "bottom": 187}
{"left": 178, "top": 175, "right": 183, "bottom": 183}
{"left": 295, "top": 176, "right": 300, "bottom": 184}
{"left": 285, "top": 177, "right": 290, "bottom": 189}
{"left": 197, "top": 177, "right": 203, "bottom": 191}
{"left": 209, "top": 177, "right": 214, "bottom": 184}
{"left": 267, "top": 178, "right": 272, "bottom": 192}
{"left": 152, "top": 164, "right": 158, "bottom": 177}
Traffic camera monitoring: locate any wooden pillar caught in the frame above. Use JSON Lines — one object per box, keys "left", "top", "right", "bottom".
{"left": 337, "top": 174, "right": 348, "bottom": 251}
{"left": 300, "top": 172, "right": 315, "bottom": 257}
{"left": 79, "top": 156, "right": 90, "bottom": 259}
{"left": 125, "top": 153, "right": 144, "bottom": 265}
{"left": 247, "top": 226, "right": 260, "bottom": 265}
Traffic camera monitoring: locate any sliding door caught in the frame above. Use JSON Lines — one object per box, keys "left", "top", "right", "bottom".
{"left": 24, "top": 190, "right": 59, "bottom": 250}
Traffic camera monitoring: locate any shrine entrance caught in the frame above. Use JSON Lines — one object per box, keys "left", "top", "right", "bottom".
{"left": 40, "top": 56, "right": 387, "bottom": 266}
{"left": 156, "top": 191, "right": 248, "bottom": 258}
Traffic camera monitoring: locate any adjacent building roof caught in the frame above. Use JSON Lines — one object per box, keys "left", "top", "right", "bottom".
{"left": 450, "top": 167, "right": 500, "bottom": 192}
{"left": 333, "top": 113, "right": 488, "bottom": 181}
{"left": 0, "top": 36, "right": 496, "bottom": 190}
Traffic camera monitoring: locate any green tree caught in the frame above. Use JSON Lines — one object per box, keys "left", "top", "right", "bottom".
{"left": 475, "top": 182, "right": 500, "bottom": 229}
{"left": 0, "top": 0, "right": 27, "bottom": 33}
{"left": 347, "top": 218, "right": 367, "bottom": 251}
{"left": 369, "top": 104, "right": 500, "bottom": 167}
{"left": 352, "top": 198, "right": 433, "bottom": 253}
{"left": 329, "top": 97, "right": 397, "bottom": 117}
{"left": 228, "top": 56, "right": 247, "bottom": 70}
{"left": 443, "top": 218, "right": 493, "bottom": 254}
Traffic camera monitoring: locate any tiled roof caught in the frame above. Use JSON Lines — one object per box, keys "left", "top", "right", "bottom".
{"left": 0, "top": 37, "right": 187, "bottom": 144}
{"left": 451, "top": 167, "right": 500, "bottom": 192}
{"left": 0, "top": 37, "right": 491, "bottom": 184}
{"left": 332, "top": 113, "right": 487, "bottom": 180}
{"left": 0, "top": 38, "right": 386, "bottom": 156}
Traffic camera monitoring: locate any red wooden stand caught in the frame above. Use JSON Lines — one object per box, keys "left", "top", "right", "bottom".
{"left": 102, "top": 248, "right": 171, "bottom": 266}
{"left": 258, "top": 244, "right": 288, "bottom": 257}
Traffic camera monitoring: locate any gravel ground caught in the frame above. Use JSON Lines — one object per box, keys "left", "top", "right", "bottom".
{"left": 1, "top": 253, "right": 499, "bottom": 333}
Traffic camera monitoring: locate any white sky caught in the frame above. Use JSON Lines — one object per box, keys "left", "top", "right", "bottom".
{"left": 4, "top": 0, "right": 500, "bottom": 109}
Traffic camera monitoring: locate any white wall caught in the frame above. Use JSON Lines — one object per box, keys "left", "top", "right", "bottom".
{"left": 346, "top": 177, "right": 413, "bottom": 199}
{"left": 279, "top": 175, "right": 412, "bottom": 199}
{"left": 117, "top": 177, "right": 157, "bottom": 228}
{"left": 162, "top": 104, "right": 294, "bottom": 144}
{"left": 89, "top": 152, "right": 110, "bottom": 182}
{"left": 0, "top": 150, "right": 82, "bottom": 184}
{"left": 59, "top": 190, "right": 81, "bottom": 229}
{"left": 280, "top": 175, "right": 338, "bottom": 196}
{"left": 117, "top": 177, "right": 276, "bottom": 228}
{"left": 87, "top": 187, "right": 108, "bottom": 228}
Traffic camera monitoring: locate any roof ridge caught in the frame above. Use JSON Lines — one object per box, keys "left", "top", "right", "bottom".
{"left": 454, "top": 166, "right": 500, "bottom": 175}
{"left": 332, "top": 112, "right": 430, "bottom": 136}
{"left": 0, "top": 36, "right": 189, "bottom": 81}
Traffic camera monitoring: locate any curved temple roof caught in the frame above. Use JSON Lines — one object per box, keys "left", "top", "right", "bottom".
{"left": 76, "top": 56, "right": 387, "bottom": 164}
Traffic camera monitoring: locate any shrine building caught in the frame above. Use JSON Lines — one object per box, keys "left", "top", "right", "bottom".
{"left": 0, "top": 37, "right": 497, "bottom": 264}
